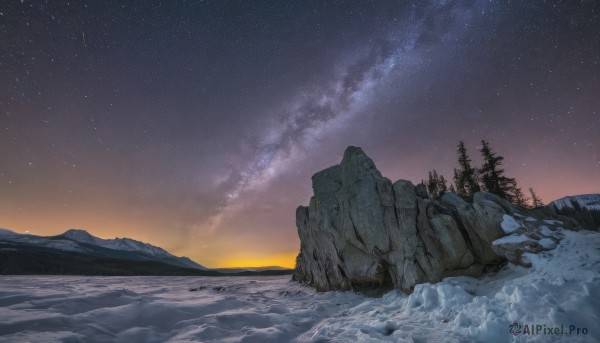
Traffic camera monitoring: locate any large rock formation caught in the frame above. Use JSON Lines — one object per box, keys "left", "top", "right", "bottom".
{"left": 293, "top": 146, "right": 510, "bottom": 292}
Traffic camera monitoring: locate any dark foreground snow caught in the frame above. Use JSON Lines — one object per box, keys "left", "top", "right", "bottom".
{"left": 1, "top": 230, "right": 599, "bottom": 343}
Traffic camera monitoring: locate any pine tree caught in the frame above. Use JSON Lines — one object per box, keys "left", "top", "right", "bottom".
{"left": 453, "top": 168, "right": 464, "bottom": 197}
{"left": 427, "top": 169, "right": 448, "bottom": 199}
{"left": 427, "top": 170, "right": 437, "bottom": 197}
{"left": 455, "top": 141, "right": 480, "bottom": 201}
{"left": 529, "top": 188, "right": 544, "bottom": 208}
{"left": 513, "top": 184, "right": 530, "bottom": 208}
{"left": 479, "top": 140, "right": 504, "bottom": 195}
{"left": 479, "top": 139, "right": 522, "bottom": 203}
{"left": 449, "top": 183, "right": 456, "bottom": 193}
{"left": 438, "top": 175, "right": 448, "bottom": 196}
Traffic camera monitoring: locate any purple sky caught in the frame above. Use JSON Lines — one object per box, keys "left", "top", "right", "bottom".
{"left": 1, "top": 1, "right": 598, "bottom": 267}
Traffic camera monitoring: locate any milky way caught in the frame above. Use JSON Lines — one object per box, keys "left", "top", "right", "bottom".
{"left": 217, "top": 1, "right": 492, "bottom": 211}
{"left": 1, "top": 1, "right": 598, "bottom": 267}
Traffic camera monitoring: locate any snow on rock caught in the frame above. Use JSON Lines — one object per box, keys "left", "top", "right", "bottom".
{"left": 501, "top": 214, "right": 521, "bottom": 233}
{"left": 538, "top": 225, "right": 554, "bottom": 237}
{"left": 492, "top": 234, "right": 531, "bottom": 246}
{"left": 538, "top": 237, "right": 557, "bottom": 249}
{"left": 1, "top": 229, "right": 598, "bottom": 342}
{"left": 492, "top": 213, "right": 565, "bottom": 267}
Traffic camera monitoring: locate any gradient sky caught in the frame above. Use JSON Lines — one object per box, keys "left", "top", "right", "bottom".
{"left": 1, "top": 1, "right": 599, "bottom": 268}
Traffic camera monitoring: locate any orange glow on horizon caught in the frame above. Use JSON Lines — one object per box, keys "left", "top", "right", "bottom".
{"left": 1, "top": 222, "right": 298, "bottom": 269}
{"left": 215, "top": 251, "right": 297, "bottom": 269}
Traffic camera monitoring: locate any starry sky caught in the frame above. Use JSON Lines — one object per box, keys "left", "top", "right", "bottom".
{"left": 1, "top": 1, "right": 599, "bottom": 268}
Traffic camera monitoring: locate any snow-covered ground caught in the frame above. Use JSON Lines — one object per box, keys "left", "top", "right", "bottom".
{"left": 1, "top": 229, "right": 598, "bottom": 343}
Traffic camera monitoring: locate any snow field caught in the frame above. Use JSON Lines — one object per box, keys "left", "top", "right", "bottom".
{"left": 0, "top": 229, "right": 598, "bottom": 342}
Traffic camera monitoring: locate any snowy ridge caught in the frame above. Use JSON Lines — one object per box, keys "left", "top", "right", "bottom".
{"left": 0, "top": 228, "right": 17, "bottom": 236}
{"left": 0, "top": 229, "right": 206, "bottom": 270}
{"left": 0, "top": 230, "right": 93, "bottom": 254}
{"left": 551, "top": 194, "right": 600, "bottom": 211}
{"left": 61, "top": 229, "right": 172, "bottom": 258}
{"left": 61, "top": 229, "right": 99, "bottom": 244}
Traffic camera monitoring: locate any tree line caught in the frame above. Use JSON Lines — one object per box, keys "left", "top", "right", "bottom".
{"left": 425, "top": 140, "right": 544, "bottom": 208}
{"left": 555, "top": 200, "right": 600, "bottom": 230}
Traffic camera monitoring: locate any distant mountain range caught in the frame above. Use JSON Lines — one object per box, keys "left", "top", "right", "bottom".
{"left": 550, "top": 194, "right": 600, "bottom": 211}
{"left": 0, "top": 229, "right": 291, "bottom": 276}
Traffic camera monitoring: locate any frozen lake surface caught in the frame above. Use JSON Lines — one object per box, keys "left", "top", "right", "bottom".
{"left": 0, "top": 275, "right": 374, "bottom": 343}
{"left": 1, "top": 230, "right": 599, "bottom": 342}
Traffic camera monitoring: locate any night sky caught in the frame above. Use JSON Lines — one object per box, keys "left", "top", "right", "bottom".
{"left": 1, "top": 1, "right": 599, "bottom": 268}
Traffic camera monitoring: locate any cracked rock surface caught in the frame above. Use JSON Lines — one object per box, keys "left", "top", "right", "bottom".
{"left": 293, "top": 146, "right": 512, "bottom": 292}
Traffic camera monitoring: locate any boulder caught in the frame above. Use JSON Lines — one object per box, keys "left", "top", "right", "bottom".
{"left": 293, "top": 146, "right": 509, "bottom": 292}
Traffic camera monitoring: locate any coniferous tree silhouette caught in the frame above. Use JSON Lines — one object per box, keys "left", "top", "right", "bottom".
{"left": 454, "top": 141, "right": 480, "bottom": 201}
{"left": 529, "top": 188, "right": 544, "bottom": 208}
{"left": 478, "top": 140, "right": 519, "bottom": 201}
{"left": 513, "top": 186, "right": 530, "bottom": 208}
{"left": 478, "top": 139, "right": 528, "bottom": 205}
{"left": 448, "top": 183, "right": 456, "bottom": 193}
{"left": 427, "top": 169, "right": 448, "bottom": 199}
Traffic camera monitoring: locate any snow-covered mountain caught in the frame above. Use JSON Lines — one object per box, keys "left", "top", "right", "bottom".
{"left": 61, "top": 229, "right": 197, "bottom": 262}
{"left": 0, "top": 228, "right": 206, "bottom": 270}
{"left": 551, "top": 193, "right": 600, "bottom": 211}
{"left": 0, "top": 228, "right": 16, "bottom": 235}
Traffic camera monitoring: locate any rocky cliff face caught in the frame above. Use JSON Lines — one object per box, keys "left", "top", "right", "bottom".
{"left": 293, "top": 147, "right": 511, "bottom": 292}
